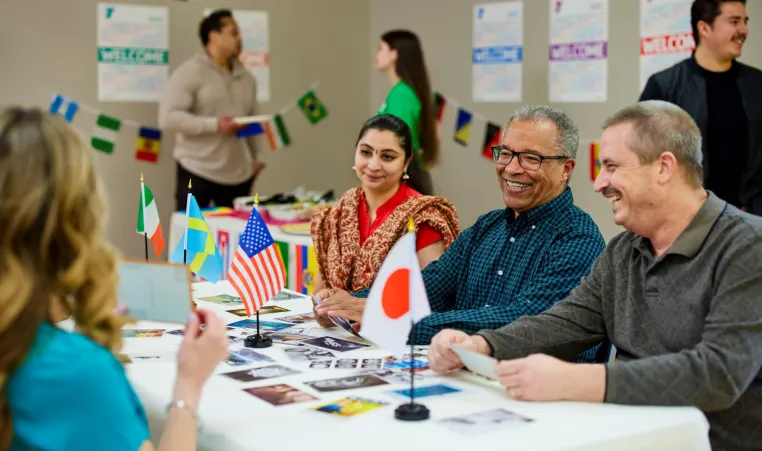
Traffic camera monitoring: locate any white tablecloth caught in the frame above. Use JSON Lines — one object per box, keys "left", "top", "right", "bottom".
{"left": 169, "top": 212, "right": 317, "bottom": 294}
{"left": 122, "top": 281, "right": 711, "bottom": 451}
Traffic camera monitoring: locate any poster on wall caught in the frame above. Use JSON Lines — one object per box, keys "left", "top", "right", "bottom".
{"left": 97, "top": 3, "right": 169, "bottom": 102}
{"left": 639, "top": 0, "right": 694, "bottom": 92}
{"left": 548, "top": 0, "right": 609, "bottom": 102}
{"left": 472, "top": 1, "right": 524, "bottom": 102}
{"left": 204, "top": 9, "right": 270, "bottom": 102}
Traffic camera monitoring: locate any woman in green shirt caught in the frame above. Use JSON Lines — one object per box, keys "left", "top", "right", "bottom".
{"left": 375, "top": 30, "right": 439, "bottom": 195}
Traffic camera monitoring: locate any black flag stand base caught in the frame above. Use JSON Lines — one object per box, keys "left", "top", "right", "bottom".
{"left": 244, "top": 334, "right": 272, "bottom": 348}
{"left": 394, "top": 402, "right": 430, "bottom": 422}
{"left": 244, "top": 310, "right": 272, "bottom": 349}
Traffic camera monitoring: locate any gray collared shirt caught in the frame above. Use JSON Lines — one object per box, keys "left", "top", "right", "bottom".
{"left": 478, "top": 192, "right": 762, "bottom": 451}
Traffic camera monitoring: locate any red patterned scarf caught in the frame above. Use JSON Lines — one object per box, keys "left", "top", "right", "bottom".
{"left": 311, "top": 187, "right": 460, "bottom": 292}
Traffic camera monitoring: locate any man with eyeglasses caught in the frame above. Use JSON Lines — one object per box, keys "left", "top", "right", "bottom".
{"left": 314, "top": 105, "right": 605, "bottom": 359}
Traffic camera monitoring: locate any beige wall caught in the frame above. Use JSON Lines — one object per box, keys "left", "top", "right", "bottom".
{"left": 0, "top": 0, "right": 369, "bottom": 259}
{"left": 370, "top": 0, "right": 762, "bottom": 242}
{"left": 2, "top": 0, "right": 760, "bottom": 256}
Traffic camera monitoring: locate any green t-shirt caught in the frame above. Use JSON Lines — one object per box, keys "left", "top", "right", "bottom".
{"left": 378, "top": 81, "right": 422, "bottom": 152}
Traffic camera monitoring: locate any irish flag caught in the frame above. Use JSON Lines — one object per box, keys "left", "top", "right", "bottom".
{"left": 137, "top": 180, "right": 165, "bottom": 258}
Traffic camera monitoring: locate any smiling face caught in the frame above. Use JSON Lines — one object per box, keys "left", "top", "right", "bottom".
{"left": 495, "top": 120, "right": 574, "bottom": 214}
{"left": 594, "top": 122, "right": 662, "bottom": 231}
{"left": 355, "top": 128, "right": 408, "bottom": 194}
{"left": 699, "top": 1, "right": 748, "bottom": 59}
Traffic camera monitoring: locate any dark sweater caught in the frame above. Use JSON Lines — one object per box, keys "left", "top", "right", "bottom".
{"left": 478, "top": 192, "right": 762, "bottom": 451}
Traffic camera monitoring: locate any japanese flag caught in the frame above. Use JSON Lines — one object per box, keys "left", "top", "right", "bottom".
{"left": 360, "top": 228, "right": 431, "bottom": 355}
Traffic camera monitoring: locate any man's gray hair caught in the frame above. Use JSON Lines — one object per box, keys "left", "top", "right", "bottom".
{"left": 602, "top": 100, "right": 703, "bottom": 188}
{"left": 502, "top": 105, "right": 580, "bottom": 158}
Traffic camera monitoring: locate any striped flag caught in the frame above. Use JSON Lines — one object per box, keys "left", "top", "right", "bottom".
{"left": 137, "top": 180, "right": 165, "bottom": 258}
{"left": 263, "top": 114, "right": 290, "bottom": 151}
{"left": 135, "top": 126, "right": 161, "bottom": 162}
{"left": 228, "top": 207, "right": 287, "bottom": 316}
{"left": 91, "top": 114, "right": 121, "bottom": 153}
{"left": 49, "top": 94, "right": 79, "bottom": 123}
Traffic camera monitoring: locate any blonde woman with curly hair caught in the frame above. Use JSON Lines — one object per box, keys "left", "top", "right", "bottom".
{"left": 0, "top": 107, "right": 228, "bottom": 451}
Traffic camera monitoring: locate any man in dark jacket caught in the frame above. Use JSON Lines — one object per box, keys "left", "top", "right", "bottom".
{"left": 640, "top": 0, "right": 762, "bottom": 215}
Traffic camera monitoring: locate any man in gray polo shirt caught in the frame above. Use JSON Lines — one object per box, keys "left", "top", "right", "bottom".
{"left": 428, "top": 100, "right": 762, "bottom": 451}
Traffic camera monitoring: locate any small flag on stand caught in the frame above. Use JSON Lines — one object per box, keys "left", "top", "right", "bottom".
{"left": 137, "top": 176, "right": 165, "bottom": 258}
{"left": 236, "top": 122, "right": 264, "bottom": 138}
{"left": 229, "top": 202, "right": 287, "bottom": 316}
{"left": 298, "top": 90, "right": 328, "bottom": 125}
{"left": 482, "top": 123, "right": 501, "bottom": 160}
{"left": 170, "top": 193, "right": 224, "bottom": 282}
{"left": 433, "top": 92, "right": 446, "bottom": 125}
{"left": 91, "top": 114, "right": 121, "bottom": 154}
{"left": 135, "top": 126, "right": 161, "bottom": 163}
{"left": 49, "top": 94, "right": 79, "bottom": 123}
{"left": 454, "top": 108, "right": 472, "bottom": 146}
{"left": 590, "top": 140, "right": 601, "bottom": 182}
{"left": 263, "top": 114, "right": 290, "bottom": 151}
{"left": 361, "top": 218, "right": 431, "bottom": 356}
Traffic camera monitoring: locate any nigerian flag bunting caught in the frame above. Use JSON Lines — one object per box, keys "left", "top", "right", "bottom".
{"left": 137, "top": 181, "right": 165, "bottom": 258}
{"left": 91, "top": 114, "right": 121, "bottom": 153}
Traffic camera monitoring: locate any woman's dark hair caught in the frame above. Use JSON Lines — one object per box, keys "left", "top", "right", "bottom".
{"left": 355, "top": 114, "right": 413, "bottom": 161}
{"left": 381, "top": 30, "right": 438, "bottom": 167}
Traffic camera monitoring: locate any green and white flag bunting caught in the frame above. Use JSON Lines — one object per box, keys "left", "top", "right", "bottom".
{"left": 91, "top": 114, "right": 121, "bottom": 153}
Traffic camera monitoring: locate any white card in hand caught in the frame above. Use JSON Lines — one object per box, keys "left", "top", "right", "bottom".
{"left": 117, "top": 260, "right": 192, "bottom": 324}
{"left": 233, "top": 114, "right": 273, "bottom": 124}
{"left": 449, "top": 344, "right": 499, "bottom": 380}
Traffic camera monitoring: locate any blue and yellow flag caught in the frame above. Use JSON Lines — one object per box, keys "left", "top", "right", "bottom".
{"left": 170, "top": 194, "right": 224, "bottom": 282}
{"left": 454, "top": 108, "right": 472, "bottom": 146}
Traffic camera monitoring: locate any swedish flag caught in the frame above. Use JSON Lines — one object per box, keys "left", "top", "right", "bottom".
{"left": 170, "top": 194, "right": 223, "bottom": 282}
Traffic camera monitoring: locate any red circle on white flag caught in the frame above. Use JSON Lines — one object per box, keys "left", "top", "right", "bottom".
{"left": 382, "top": 268, "right": 410, "bottom": 319}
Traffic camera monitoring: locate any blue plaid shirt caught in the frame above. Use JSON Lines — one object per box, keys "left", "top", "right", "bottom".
{"left": 354, "top": 187, "right": 605, "bottom": 362}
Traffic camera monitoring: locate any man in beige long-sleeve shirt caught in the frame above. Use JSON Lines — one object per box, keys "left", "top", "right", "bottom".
{"left": 159, "top": 9, "right": 263, "bottom": 210}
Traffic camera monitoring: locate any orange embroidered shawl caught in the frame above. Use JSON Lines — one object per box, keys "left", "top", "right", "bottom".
{"left": 311, "top": 187, "right": 460, "bottom": 293}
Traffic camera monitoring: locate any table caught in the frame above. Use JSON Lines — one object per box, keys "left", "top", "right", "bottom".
{"left": 169, "top": 211, "right": 318, "bottom": 295}
{"left": 122, "top": 281, "right": 711, "bottom": 451}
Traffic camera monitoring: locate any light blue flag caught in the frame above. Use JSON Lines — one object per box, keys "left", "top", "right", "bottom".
{"left": 49, "top": 94, "right": 79, "bottom": 123}
{"left": 170, "top": 194, "right": 223, "bottom": 282}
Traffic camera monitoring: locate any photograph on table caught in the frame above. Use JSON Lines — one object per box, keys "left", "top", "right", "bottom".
{"left": 360, "top": 358, "right": 383, "bottom": 369}
{"left": 227, "top": 305, "right": 290, "bottom": 317}
{"left": 360, "top": 368, "right": 424, "bottom": 384}
{"left": 312, "top": 396, "right": 388, "bottom": 417}
{"left": 244, "top": 384, "right": 317, "bottom": 407}
{"left": 389, "top": 384, "right": 462, "bottom": 400}
{"left": 230, "top": 348, "right": 276, "bottom": 364}
{"left": 122, "top": 329, "right": 165, "bottom": 338}
{"left": 277, "top": 312, "right": 316, "bottom": 324}
{"left": 197, "top": 294, "right": 243, "bottom": 306}
{"left": 334, "top": 358, "right": 358, "bottom": 369}
{"left": 309, "top": 360, "right": 333, "bottom": 369}
{"left": 222, "top": 364, "right": 301, "bottom": 382}
{"left": 265, "top": 332, "right": 309, "bottom": 344}
{"left": 272, "top": 291, "right": 309, "bottom": 302}
{"left": 438, "top": 408, "right": 534, "bottom": 436}
{"left": 300, "top": 336, "right": 369, "bottom": 352}
{"left": 385, "top": 358, "right": 428, "bottom": 372}
{"left": 228, "top": 319, "right": 293, "bottom": 332}
{"left": 303, "top": 374, "right": 389, "bottom": 393}
{"left": 224, "top": 354, "right": 251, "bottom": 367}
{"left": 127, "top": 353, "right": 176, "bottom": 363}
{"left": 284, "top": 347, "right": 335, "bottom": 363}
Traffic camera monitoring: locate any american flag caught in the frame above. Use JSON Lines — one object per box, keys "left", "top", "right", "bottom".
{"left": 229, "top": 208, "right": 286, "bottom": 316}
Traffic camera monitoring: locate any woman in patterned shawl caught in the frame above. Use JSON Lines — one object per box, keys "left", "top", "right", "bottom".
{"left": 310, "top": 115, "right": 460, "bottom": 328}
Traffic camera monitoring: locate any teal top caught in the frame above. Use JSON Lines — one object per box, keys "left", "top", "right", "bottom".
{"left": 7, "top": 322, "right": 149, "bottom": 451}
{"left": 378, "top": 81, "right": 422, "bottom": 153}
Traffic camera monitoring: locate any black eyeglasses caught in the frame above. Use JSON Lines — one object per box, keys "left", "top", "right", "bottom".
{"left": 491, "top": 145, "right": 567, "bottom": 171}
